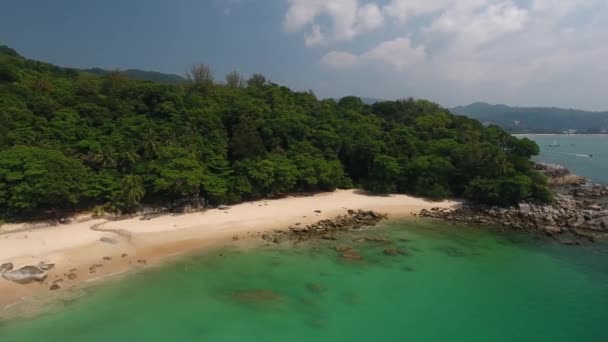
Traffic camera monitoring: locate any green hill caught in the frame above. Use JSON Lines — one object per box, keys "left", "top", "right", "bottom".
{"left": 0, "top": 45, "right": 550, "bottom": 219}
{"left": 452, "top": 102, "right": 608, "bottom": 133}
{"left": 84, "top": 68, "right": 185, "bottom": 84}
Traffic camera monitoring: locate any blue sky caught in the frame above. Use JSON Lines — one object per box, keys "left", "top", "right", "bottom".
{"left": 1, "top": 0, "right": 607, "bottom": 110}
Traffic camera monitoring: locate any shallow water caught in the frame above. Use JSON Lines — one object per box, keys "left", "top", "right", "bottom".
{"left": 1, "top": 219, "right": 607, "bottom": 341}
{"left": 521, "top": 134, "right": 608, "bottom": 184}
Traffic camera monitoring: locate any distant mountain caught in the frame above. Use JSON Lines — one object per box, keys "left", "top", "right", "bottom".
{"left": 452, "top": 102, "right": 608, "bottom": 134}
{"left": 83, "top": 68, "right": 185, "bottom": 85}
{"left": 360, "top": 97, "right": 387, "bottom": 105}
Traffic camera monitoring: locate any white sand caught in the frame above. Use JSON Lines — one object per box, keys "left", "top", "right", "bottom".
{"left": 0, "top": 189, "right": 458, "bottom": 309}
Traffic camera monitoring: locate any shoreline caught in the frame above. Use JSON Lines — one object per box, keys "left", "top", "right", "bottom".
{"left": 0, "top": 189, "right": 458, "bottom": 315}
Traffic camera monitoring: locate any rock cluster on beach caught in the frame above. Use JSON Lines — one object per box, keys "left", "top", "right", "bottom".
{"left": 421, "top": 165, "right": 608, "bottom": 243}
{"left": 266, "top": 209, "right": 387, "bottom": 243}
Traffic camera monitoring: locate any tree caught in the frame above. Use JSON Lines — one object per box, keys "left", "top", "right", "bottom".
{"left": 0, "top": 64, "right": 20, "bottom": 82}
{"left": 0, "top": 147, "right": 88, "bottom": 216}
{"left": 247, "top": 74, "right": 267, "bottom": 88}
{"left": 185, "top": 64, "right": 214, "bottom": 92}
{"left": 118, "top": 175, "right": 145, "bottom": 212}
{"left": 146, "top": 147, "right": 205, "bottom": 199}
{"left": 365, "top": 155, "right": 401, "bottom": 193}
{"left": 225, "top": 71, "right": 245, "bottom": 88}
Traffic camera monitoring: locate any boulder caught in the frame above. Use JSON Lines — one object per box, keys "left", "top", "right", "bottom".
{"left": 2, "top": 266, "right": 48, "bottom": 284}
{"left": 218, "top": 205, "right": 231, "bottom": 210}
{"left": 518, "top": 203, "right": 531, "bottom": 214}
{"left": 0, "top": 262, "right": 13, "bottom": 273}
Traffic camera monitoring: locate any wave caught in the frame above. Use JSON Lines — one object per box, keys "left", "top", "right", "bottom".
{"left": 548, "top": 151, "right": 592, "bottom": 158}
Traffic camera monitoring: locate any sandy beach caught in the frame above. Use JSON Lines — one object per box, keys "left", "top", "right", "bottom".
{"left": 0, "top": 189, "right": 457, "bottom": 314}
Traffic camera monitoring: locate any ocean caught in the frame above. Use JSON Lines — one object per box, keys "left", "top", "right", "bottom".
{"left": 1, "top": 220, "right": 607, "bottom": 342}
{"left": 521, "top": 134, "right": 608, "bottom": 184}
{"left": 1, "top": 136, "right": 608, "bottom": 341}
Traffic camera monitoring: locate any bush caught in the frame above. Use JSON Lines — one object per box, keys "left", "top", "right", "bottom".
{"left": 0, "top": 64, "right": 20, "bottom": 82}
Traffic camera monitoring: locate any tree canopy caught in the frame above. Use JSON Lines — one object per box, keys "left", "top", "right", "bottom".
{"left": 0, "top": 45, "right": 550, "bottom": 219}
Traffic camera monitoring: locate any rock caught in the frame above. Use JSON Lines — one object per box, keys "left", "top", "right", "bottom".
{"left": 383, "top": 248, "right": 406, "bottom": 256}
{"left": 340, "top": 250, "right": 363, "bottom": 262}
{"left": 100, "top": 237, "right": 118, "bottom": 245}
{"left": 306, "top": 283, "right": 327, "bottom": 294}
{"left": 314, "top": 210, "right": 322, "bottom": 213}
{"left": 103, "top": 256, "right": 112, "bottom": 261}
{"left": 519, "top": 203, "right": 532, "bottom": 214}
{"left": 137, "top": 259, "right": 147, "bottom": 264}
{"left": 50, "top": 284, "right": 60, "bottom": 291}
{"left": 0, "top": 262, "right": 14, "bottom": 273}
{"left": 321, "top": 234, "right": 337, "bottom": 240}
{"left": 272, "top": 238, "right": 281, "bottom": 244}
{"left": 89, "top": 264, "right": 103, "bottom": 273}
{"left": 67, "top": 273, "right": 77, "bottom": 280}
{"left": 2, "top": 266, "right": 48, "bottom": 284}
{"left": 364, "top": 237, "right": 391, "bottom": 244}
{"left": 37, "top": 262, "right": 55, "bottom": 271}
{"left": 218, "top": 205, "right": 231, "bottom": 210}
{"left": 122, "top": 253, "right": 128, "bottom": 258}
{"left": 543, "top": 226, "right": 562, "bottom": 235}
{"left": 335, "top": 246, "right": 352, "bottom": 252}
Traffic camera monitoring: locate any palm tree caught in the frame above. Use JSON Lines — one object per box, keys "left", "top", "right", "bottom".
{"left": 120, "top": 175, "right": 145, "bottom": 211}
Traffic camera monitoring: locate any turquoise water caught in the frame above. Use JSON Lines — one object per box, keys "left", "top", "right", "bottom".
{"left": 2, "top": 220, "right": 608, "bottom": 341}
{"left": 521, "top": 134, "right": 608, "bottom": 184}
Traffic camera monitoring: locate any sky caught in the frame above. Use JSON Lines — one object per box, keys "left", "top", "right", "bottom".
{"left": 1, "top": 0, "right": 607, "bottom": 110}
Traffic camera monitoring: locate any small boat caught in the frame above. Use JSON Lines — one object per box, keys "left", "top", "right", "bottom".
{"left": 549, "top": 140, "right": 560, "bottom": 147}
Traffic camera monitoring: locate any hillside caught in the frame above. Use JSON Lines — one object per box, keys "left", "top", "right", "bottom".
{"left": 0, "top": 45, "right": 550, "bottom": 220}
{"left": 452, "top": 102, "right": 608, "bottom": 133}
{"left": 84, "top": 68, "right": 185, "bottom": 84}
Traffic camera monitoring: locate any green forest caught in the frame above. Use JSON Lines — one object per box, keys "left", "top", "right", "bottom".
{"left": 0, "top": 44, "right": 550, "bottom": 220}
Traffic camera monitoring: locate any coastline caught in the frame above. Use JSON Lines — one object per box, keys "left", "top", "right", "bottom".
{"left": 0, "top": 189, "right": 458, "bottom": 314}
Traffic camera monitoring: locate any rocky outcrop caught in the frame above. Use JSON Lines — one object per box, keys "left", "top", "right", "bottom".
{"left": 421, "top": 184, "right": 608, "bottom": 242}
{"left": 2, "top": 265, "right": 48, "bottom": 284}
{"left": 270, "top": 210, "right": 387, "bottom": 243}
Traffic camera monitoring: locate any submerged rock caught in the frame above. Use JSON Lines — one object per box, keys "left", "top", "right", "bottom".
{"left": 306, "top": 283, "right": 327, "bottom": 294}
{"left": 2, "top": 265, "right": 48, "bottom": 284}
{"left": 340, "top": 250, "right": 363, "bottom": 262}
{"left": 383, "top": 248, "right": 402, "bottom": 256}
{"left": 335, "top": 246, "right": 352, "bottom": 252}
{"left": 232, "top": 289, "right": 283, "bottom": 304}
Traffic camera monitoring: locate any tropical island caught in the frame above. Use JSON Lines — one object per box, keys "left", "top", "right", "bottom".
{"left": 1, "top": 44, "right": 600, "bottom": 310}
{"left": 0, "top": 44, "right": 550, "bottom": 222}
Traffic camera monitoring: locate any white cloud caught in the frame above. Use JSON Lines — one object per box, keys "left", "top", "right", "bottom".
{"left": 321, "top": 36, "right": 425, "bottom": 71}
{"left": 284, "top": 0, "right": 385, "bottom": 46}
{"left": 287, "top": 0, "right": 608, "bottom": 108}
{"left": 320, "top": 51, "right": 360, "bottom": 69}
